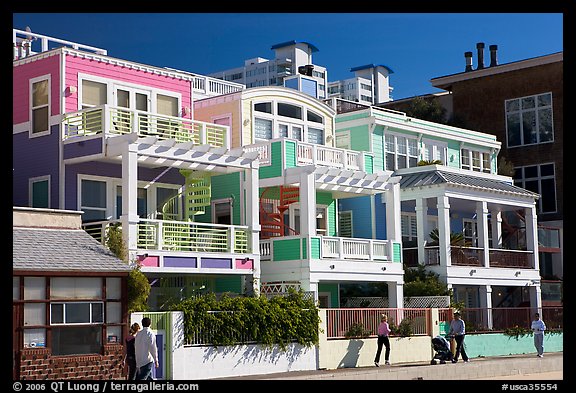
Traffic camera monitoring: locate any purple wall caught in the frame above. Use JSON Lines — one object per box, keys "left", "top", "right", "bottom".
{"left": 200, "top": 258, "right": 232, "bottom": 269}
{"left": 63, "top": 138, "right": 103, "bottom": 159}
{"left": 64, "top": 162, "right": 184, "bottom": 210}
{"left": 163, "top": 256, "right": 197, "bottom": 268}
{"left": 13, "top": 125, "right": 60, "bottom": 208}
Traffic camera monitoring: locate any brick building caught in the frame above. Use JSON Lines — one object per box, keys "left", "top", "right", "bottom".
{"left": 380, "top": 45, "right": 563, "bottom": 303}
{"left": 13, "top": 207, "right": 131, "bottom": 379}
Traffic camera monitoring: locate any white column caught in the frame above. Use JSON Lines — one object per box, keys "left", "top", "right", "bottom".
{"left": 121, "top": 142, "right": 139, "bottom": 262}
{"left": 387, "top": 282, "right": 404, "bottom": 309}
{"left": 479, "top": 285, "right": 493, "bottom": 330}
{"left": 299, "top": 170, "right": 316, "bottom": 236}
{"left": 244, "top": 167, "right": 261, "bottom": 254}
{"left": 491, "top": 210, "right": 503, "bottom": 249}
{"left": 415, "top": 198, "right": 428, "bottom": 265}
{"left": 529, "top": 285, "right": 543, "bottom": 314}
{"left": 525, "top": 206, "right": 539, "bottom": 270}
{"left": 437, "top": 196, "right": 451, "bottom": 267}
{"left": 476, "top": 201, "right": 490, "bottom": 268}
{"left": 385, "top": 182, "right": 401, "bottom": 242}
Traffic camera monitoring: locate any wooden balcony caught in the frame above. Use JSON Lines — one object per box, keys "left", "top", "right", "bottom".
{"left": 402, "top": 246, "right": 533, "bottom": 268}
{"left": 62, "top": 105, "right": 229, "bottom": 148}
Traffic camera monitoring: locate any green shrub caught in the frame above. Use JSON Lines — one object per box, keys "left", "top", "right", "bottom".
{"left": 344, "top": 322, "right": 372, "bottom": 339}
{"left": 170, "top": 288, "right": 321, "bottom": 351}
{"left": 390, "top": 319, "right": 413, "bottom": 337}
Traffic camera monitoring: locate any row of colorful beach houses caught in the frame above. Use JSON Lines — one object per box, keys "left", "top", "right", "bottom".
{"left": 12, "top": 28, "right": 562, "bottom": 380}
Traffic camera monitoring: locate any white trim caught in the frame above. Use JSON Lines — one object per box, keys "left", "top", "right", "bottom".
{"left": 28, "top": 175, "right": 51, "bottom": 208}
{"left": 29, "top": 74, "right": 51, "bottom": 138}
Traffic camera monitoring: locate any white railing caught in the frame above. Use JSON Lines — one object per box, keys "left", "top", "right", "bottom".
{"left": 243, "top": 142, "right": 271, "bottom": 165}
{"left": 192, "top": 75, "right": 244, "bottom": 97}
{"left": 13, "top": 28, "right": 107, "bottom": 60}
{"left": 260, "top": 240, "right": 272, "bottom": 260}
{"left": 62, "top": 105, "right": 229, "bottom": 148}
{"left": 137, "top": 219, "right": 250, "bottom": 253}
{"left": 296, "top": 141, "right": 365, "bottom": 170}
{"left": 322, "top": 236, "right": 389, "bottom": 260}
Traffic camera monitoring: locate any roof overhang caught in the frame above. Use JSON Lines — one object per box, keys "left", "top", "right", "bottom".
{"left": 105, "top": 134, "right": 259, "bottom": 173}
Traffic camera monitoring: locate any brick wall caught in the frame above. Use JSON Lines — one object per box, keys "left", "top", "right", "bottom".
{"left": 17, "top": 344, "right": 125, "bottom": 380}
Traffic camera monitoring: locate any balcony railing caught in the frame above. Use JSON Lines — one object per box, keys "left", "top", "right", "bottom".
{"left": 62, "top": 105, "right": 229, "bottom": 148}
{"left": 13, "top": 28, "right": 107, "bottom": 60}
{"left": 260, "top": 235, "right": 391, "bottom": 262}
{"left": 245, "top": 138, "right": 372, "bottom": 172}
{"left": 403, "top": 246, "right": 533, "bottom": 268}
{"left": 83, "top": 219, "right": 250, "bottom": 254}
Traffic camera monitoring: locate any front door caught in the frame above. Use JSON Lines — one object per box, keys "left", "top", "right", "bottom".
{"left": 153, "top": 330, "right": 165, "bottom": 380}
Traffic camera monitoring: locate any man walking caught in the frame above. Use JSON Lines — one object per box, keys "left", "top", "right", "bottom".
{"left": 531, "top": 312, "right": 546, "bottom": 357}
{"left": 135, "top": 317, "right": 159, "bottom": 380}
{"left": 448, "top": 312, "right": 469, "bottom": 363}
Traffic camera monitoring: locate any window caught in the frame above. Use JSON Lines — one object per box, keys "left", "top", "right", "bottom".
{"left": 50, "top": 302, "right": 104, "bottom": 324}
{"left": 81, "top": 80, "right": 107, "bottom": 109}
{"left": 277, "top": 103, "right": 302, "bottom": 120}
{"left": 460, "top": 149, "right": 491, "bottom": 173}
{"left": 30, "top": 176, "right": 50, "bottom": 208}
{"left": 307, "top": 110, "right": 324, "bottom": 124}
{"left": 31, "top": 77, "right": 50, "bottom": 135}
{"left": 254, "top": 118, "right": 273, "bottom": 140}
{"left": 255, "top": 102, "right": 272, "bottom": 114}
{"left": 308, "top": 127, "right": 324, "bottom": 145}
{"left": 157, "top": 94, "right": 179, "bottom": 117}
{"left": 401, "top": 214, "right": 418, "bottom": 241}
{"left": 116, "top": 186, "right": 148, "bottom": 218}
{"left": 514, "top": 163, "right": 556, "bottom": 214}
{"left": 338, "top": 211, "right": 353, "bottom": 237}
{"left": 335, "top": 132, "right": 351, "bottom": 149}
{"left": 421, "top": 139, "right": 447, "bottom": 164}
{"left": 505, "top": 92, "right": 554, "bottom": 147}
{"left": 385, "top": 134, "right": 418, "bottom": 170}
{"left": 81, "top": 179, "right": 107, "bottom": 222}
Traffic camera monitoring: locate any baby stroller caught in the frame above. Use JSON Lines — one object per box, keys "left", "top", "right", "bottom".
{"left": 430, "top": 335, "right": 453, "bottom": 365}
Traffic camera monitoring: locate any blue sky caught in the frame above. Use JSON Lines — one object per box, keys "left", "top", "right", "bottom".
{"left": 13, "top": 13, "right": 563, "bottom": 100}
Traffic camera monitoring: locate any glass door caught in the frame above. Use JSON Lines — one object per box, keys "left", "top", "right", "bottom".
{"left": 114, "top": 86, "right": 151, "bottom": 135}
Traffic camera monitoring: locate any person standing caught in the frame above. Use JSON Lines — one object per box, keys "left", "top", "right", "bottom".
{"left": 124, "top": 323, "right": 140, "bottom": 380}
{"left": 374, "top": 314, "right": 391, "bottom": 367}
{"left": 448, "top": 312, "right": 469, "bottom": 363}
{"left": 531, "top": 312, "right": 546, "bottom": 357}
{"left": 135, "top": 317, "right": 159, "bottom": 380}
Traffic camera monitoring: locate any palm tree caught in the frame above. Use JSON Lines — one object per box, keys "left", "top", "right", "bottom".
{"left": 428, "top": 228, "right": 467, "bottom": 246}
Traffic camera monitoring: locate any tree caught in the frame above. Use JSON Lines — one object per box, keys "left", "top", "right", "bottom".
{"left": 105, "top": 223, "right": 150, "bottom": 313}
{"left": 498, "top": 156, "right": 516, "bottom": 177}
{"left": 404, "top": 97, "right": 447, "bottom": 123}
{"left": 403, "top": 265, "right": 450, "bottom": 297}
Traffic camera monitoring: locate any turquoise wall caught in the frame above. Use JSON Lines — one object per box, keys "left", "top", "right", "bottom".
{"left": 464, "top": 333, "right": 563, "bottom": 358}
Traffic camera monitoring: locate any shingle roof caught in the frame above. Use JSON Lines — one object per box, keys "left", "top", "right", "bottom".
{"left": 398, "top": 169, "right": 540, "bottom": 198}
{"left": 13, "top": 227, "right": 131, "bottom": 273}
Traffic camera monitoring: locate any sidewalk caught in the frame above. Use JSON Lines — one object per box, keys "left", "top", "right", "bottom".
{"left": 215, "top": 352, "right": 563, "bottom": 380}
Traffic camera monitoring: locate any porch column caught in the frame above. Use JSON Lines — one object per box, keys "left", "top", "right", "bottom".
{"left": 121, "top": 142, "right": 139, "bottom": 262}
{"left": 415, "top": 197, "right": 428, "bottom": 265}
{"left": 300, "top": 279, "right": 319, "bottom": 304}
{"left": 476, "top": 201, "right": 490, "bottom": 268}
{"left": 525, "top": 206, "right": 539, "bottom": 270}
{"left": 299, "top": 169, "right": 316, "bottom": 236}
{"left": 479, "top": 285, "right": 493, "bottom": 330}
{"left": 385, "top": 181, "right": 401, "bottom": 242}
{"left": 529, "top": 285, "right": 543, "bottom": 314}
{"left": 491, "top": 210, "right": 503, "bottom": 249}
{"left": 244, "top": 167, "right": 261, "bottom": 256}
{"left": 387, "top": 281, "right": 404, "bottom": 309}
{"left": 437, "top": 196, "right": 451, "bottom": 267}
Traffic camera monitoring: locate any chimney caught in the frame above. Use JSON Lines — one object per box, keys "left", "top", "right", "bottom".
{"left": 476, "top": 42, "right": 485, "bottom": 69}
{"left": 464, "top": 51, "right": 474, "bottom": 72}
{"left": 489, "top": 44, "right": 498, "bottom": 67}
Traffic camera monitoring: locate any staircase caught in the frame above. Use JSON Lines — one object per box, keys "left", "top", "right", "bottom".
{"left": 161, "top": 170, "right": 212, "bottom": 221}
{"left": 260, "top": 186, "right": 299, "bottom": 239}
